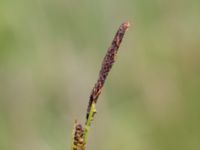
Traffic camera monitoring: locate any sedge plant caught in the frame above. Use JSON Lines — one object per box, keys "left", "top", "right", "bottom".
{"left": 70, "top": 22, "right": 130, "bottom": 150}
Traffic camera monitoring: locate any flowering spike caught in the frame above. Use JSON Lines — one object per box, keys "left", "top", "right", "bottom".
{"left": 86, "top": 22, "right": 130, "bottom": 120}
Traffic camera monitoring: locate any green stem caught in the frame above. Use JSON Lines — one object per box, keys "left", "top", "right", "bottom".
{"left": 84, "top": 102, "right": 96, "bottom": 144}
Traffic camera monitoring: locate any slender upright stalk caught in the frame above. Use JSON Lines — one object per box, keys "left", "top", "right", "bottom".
{"left": 71, "top": 22, "right": 130, "bottom": 150}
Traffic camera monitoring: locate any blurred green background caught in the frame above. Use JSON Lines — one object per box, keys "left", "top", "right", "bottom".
{"left": 0, "top": 0, "right": 200, "bottom": 150}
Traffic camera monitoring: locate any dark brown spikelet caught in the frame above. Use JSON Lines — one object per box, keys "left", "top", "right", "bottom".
{"left": 73, "top": 121, "right": 85, "bottom": 150}
{"left": 86, "top": 22, "right": 130, "bottom": 120}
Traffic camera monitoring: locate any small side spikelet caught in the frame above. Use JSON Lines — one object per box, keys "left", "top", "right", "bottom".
{"left": 72, "top": 121, "right": 85, "bottom": 150}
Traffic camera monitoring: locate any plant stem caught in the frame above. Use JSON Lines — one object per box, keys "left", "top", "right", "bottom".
{"left": 84, "top": 102, "right": 96, "bottom": 143}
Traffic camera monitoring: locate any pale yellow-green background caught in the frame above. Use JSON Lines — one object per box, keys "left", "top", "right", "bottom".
{"left": 0, "top": 0, "right": 200, "bottom": 150}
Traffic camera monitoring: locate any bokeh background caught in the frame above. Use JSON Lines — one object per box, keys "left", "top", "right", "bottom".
{"left": 0, "top": 0, "right": 200, "bottom": 150}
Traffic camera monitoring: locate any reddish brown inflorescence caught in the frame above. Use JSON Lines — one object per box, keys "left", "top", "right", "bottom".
{"left": 86, "top": 22, "right": 130, "bottom": 120}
